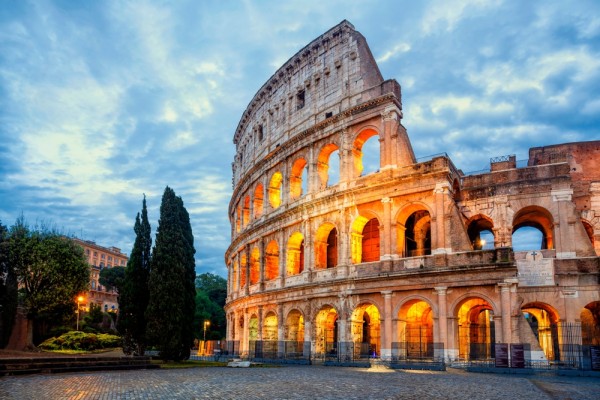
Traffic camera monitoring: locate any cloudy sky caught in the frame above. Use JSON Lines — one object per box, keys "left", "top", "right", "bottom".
{"left": 1, "top": 0, "right": 599, "bottom": 277}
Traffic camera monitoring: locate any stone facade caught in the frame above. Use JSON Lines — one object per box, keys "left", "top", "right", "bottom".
{"left": 73, "top": 239, "right": 128, "bottom": 313}
{"left": 225, "top": 20, "right": 600, "bottom": 363}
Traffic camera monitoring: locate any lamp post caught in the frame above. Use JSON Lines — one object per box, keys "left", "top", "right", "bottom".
{"left": 203, "top": 320, "right": 210, "bottom": 355}
{"left": 76, "top": 296, "right": 84, "bottom": 331}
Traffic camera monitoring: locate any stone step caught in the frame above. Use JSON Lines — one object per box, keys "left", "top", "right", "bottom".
{"left": 0, "top": 356, "right": 158, "bottom": 376}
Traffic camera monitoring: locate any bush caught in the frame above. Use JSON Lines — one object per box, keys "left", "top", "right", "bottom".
{"left": 38, "top": 331, "right": 121, "bottom": 351}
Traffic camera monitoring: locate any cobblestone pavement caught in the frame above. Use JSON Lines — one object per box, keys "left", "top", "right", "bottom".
{"left": 1, "top": 366, "right": 599, "bottom": 400}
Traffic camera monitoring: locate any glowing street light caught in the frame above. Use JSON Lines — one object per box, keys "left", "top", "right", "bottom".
{"left": 76, "top": 296, "right": 84, "bottom": 331}
{"left": 203, "top": 320, "right": 210, "bottom": 342}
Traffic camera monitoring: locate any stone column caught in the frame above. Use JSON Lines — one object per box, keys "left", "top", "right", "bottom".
{"left": 381, "top": 291, "right": 393, "bottom": 360}
{"left": 433, "top": 182, "right": 451, "bottom": 254}
{"left": 242, "top": 309, "right": 249, "bottom": 357}
{"left": 381, "top": 107, "right": 401, "bottom": 170}
{"left": 381, "top": 198, "right": 393, "bottom": 268}
{"left": 552, "top": 188, "right": 575, "bottom": 258}
{"left": 277, "top": 303, "right": 285, "bottom": 358}
{"left": 259, "top": 238, "right": 265, "bottom": 290}
{"left": 279, "top": 229, "right": 286, "bottom": 287}
{"left": 435, "top": 287, "right": 448, "bottom": 360}
{"left": 244, "top": 246, "right": 250, "bottom": 296}
{"left": 499, "top": 282, "right": 512, "bottom": 344}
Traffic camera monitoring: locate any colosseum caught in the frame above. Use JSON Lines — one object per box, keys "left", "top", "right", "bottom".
{"left": 224, "top": 20, "right": 600, "bottom": 368}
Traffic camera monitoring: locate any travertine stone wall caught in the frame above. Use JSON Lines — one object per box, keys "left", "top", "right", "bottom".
{"left": 225, "top": 20, "right": 600, "bottom": 363}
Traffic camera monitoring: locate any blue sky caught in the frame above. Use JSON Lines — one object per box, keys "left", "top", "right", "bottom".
{"left": 1, "top": 0, "right": 599, "bottom": 277}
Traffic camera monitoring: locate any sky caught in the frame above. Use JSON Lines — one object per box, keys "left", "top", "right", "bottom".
{"left": 1, "top": 0, "right": 599, "bottom": 277}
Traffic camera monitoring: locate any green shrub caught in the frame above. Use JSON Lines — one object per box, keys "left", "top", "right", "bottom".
{"left": 38, "top": 331, "right": 121, "bottom": 351}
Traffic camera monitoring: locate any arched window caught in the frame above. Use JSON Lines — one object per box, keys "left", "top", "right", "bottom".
{"left": 242, "top": 195, "right": 250, "bottom": 228}
{"left": 467, "top": 215, "right": 495, "bottom": 250}
{"left": 353, "top": 129, "right": 380, "bottom": 177}
{"left": 317, "top": 144, "right": 340, "bottom": 189}
{"left": 290, "top": 158, "right": 308, "bottom": 200}
{"left": 269, "top": 172, "right": 283, "bottom": 209}
{"left": 512, "top": 206, "right": 554, "bottom": 251}
{"left": 265, "top": 240, "right": 279, "bottom": 280}
{"left": 254, "top": 183, "right": 264, "bottom": 218}
{"left": 361, "top": 218, "right": 380, "bottom": 262}
{"left": 286, "top": 232, "right": 304, "bottom": 275}
{"left": 402, "top": 210, "right": 431, "bottom": 257}
{"left": 315, "top": 223, "right": 338, "bottom": 269}
{"left": 250, "top": 247, "right": 260, "bottom": 285}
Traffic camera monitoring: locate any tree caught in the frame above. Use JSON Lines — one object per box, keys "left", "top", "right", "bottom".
{"left": 146, "top": 187, "right": 196, "bottom": 361}
{"left": 119, "top": 195, "right": 152, "bottom": 355}
{"left": 0, "top": 220, "right": 18, "bottom": 348}
{"left": 99, "top": 266, "right": 125, "bottom": 294}
{"left": 8, "top": 219, "right": 89, "bottom": 348}
{"left": 194, "top": 273, "right": 227, "bottom": 339}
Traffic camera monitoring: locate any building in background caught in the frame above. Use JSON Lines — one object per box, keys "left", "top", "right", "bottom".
{"left": 224, "top": 20, "right": 600, "bottom": 366}
{"left": 73, "top": 238, "right": 128, "bottom": 313}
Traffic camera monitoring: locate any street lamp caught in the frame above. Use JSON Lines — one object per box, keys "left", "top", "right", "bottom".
{"left": 203, "top": 320, "right": 210, "bottom": 355}
{"left": 76, "top": 296, "right": 84, "bottom": 331}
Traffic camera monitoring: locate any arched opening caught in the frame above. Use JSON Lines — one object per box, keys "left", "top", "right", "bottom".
{"left": 242, "top": 195, "right": 250, "bottom": 228}
{"left": 467, "top": 215, "right": 495, "bottom": 250}
{"left": 351, "top": 304, "right": 381, "bottom": 358}
{"left": 268, "top": 171, "right": 283, "bottom": 209}
{"left": 353, "top": 129, "right": 380, "bottom": 177}
{"left": 239, "top": 253, "right": 247, "bottom": 288}
{"left": 265, "top": 240, "right": 279, "bottom": 280}
{"left": 457, "top": 298, "right": 495, "bottom": 360}
{"left": 263, "top": 312, "right": 278, "bottom": 340}
{"left": 314, "top": 223, "right": 338, "bottom": 269}
{"left": 232, "top": 260, "right": 239, "bottom": 291}
{"left": 582, "top": 221, "right": 595, "bottom": 249}
{"left": 398, "top": 300, "right": 434, "bottom": 359}
{"left": 404, "top": 211, "right": 431, "bottom": 257}
{"left": 362, "top": 218, "right": 380, "bottom": 262}
{"left": 285, "top": 310, "right": 305, "bottom": 355}
{"left": 317, "top": 143, "right": 340, "bottom": 188}
{"left": 290, "top": 158, "right": 308, "bottom": 200}
{"left": 521, "top": 303, "right": 561, "bottom": 361}
{"left": 315, "top": 306, "right": 338, "bottom": 355}
{"left": 236, "top": 204, "right": 241, "bottom": 233}
{"left": 250, "top": 247, "right": 260, "bottom": 285}
{"left": 512, "top": 206, "right": 554, "bottom": 250}
{"left": 253, "top": 183, "right": 264, "bottom": 218}
{"left": 581, "top": 302, "right": 600, "bottom": 346}
{"left": 248, "top": 314, "right": 259, "bottom": 356}
{"left": 286, "top": 232, "right": 305, "bottom": 275}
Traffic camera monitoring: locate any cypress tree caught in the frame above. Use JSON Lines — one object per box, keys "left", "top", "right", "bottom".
{"left": 146, "top": 187, "right": 196, "bottom": 361}
{"left": 119, "top": 195, "right": 152, "bottom": 355}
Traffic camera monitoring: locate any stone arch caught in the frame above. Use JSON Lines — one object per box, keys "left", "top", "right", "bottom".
{"left": 242, "top": 195, "right": 251, "bottom": 228}
{"left": 397, "top": 298, "right": 436, "bottom": 359}
{"left": 521, "top": 302, "right": 561, "bottom": 361}
{"left": 454, "top": 296, "right": 497, "bottom": 360}
{"left": 351, "top": 303, "right": 381, "bottom": 357}
{"left": 248, "top": 313, "right": 259, "bottom": 341}
{"left": 512, "top": 205, "right": 554, "bottom": 250}
{"left": 286, "top": 231, "right": 305, "bottom": 275}
{"left": 285, "top": 309, "right": 305, "bottom": 354}
{"left": 315, "top": 222, "right": 338, "bottom": 269}
{"left": 268, "top": 171, "right": 283, "bottom": 209}
{"left": 249, "top": 246, "right": 260, "bottom": 285}
{"left": 581, "top": 220, "right": 595, "bottom": 250}
{"left": 350, "top": 213, "right": 381, "bottom": 264}
{"left": 466, "top": 214, "right": 495, "bottom": 250}
{"left": 581, "top": 301, "right": 600, "bottom": 346}
{"left": 396, "top": 203, "right": 432, "bottom": 257}
{"left": 290, "top": 157, "right": 308, "bottom": 200}
{"left": 317, "top": 143, "right": 340, "bottom": 188}
{"left": 239, "top": 253, "right": 247, "bottom": 288}
{"left": 265, "top": 240, "right": 279, "bottom": 280}
{"left": 262, "top": 311, "right": 278, "bottom": 341}
{"left": 232, "top": 259, "right": 239, "bottom": 291}
{"left": 236, "top": 203, "right": 241, "bottom": 233}
{"left": 352, "top": 127, "right": 380, "bottom": 177}
{"left": 253, "top": 183, "right": 264, "bottom": 218}
{"left": 315, "top": 305, "right": 338, "bottom": 354}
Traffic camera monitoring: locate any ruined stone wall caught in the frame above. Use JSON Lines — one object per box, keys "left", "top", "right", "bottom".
{"left": 225, "top": 21, "right": 600, "bottom": 363}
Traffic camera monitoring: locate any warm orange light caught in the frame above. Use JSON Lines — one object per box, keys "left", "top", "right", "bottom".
{"left": 77, "top": 296, "right": 84, "bottom": 302}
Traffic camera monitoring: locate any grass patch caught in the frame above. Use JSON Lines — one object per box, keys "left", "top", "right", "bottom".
{"left": 41, "top": 348, "right": 122, "bottom": 355}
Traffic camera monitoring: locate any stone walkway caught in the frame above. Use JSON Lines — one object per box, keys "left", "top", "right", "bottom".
{"left": 1, "top": 365, "right": 599, "bottom": 399}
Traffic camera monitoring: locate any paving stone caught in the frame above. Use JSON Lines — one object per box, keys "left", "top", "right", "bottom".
{"left": 1, "top": 366, "right": 600, "bottom": 400}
